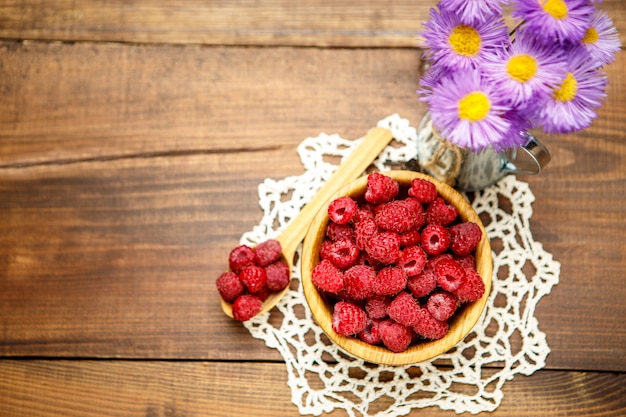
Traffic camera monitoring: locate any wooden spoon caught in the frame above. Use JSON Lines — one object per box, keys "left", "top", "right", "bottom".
{"left": 221, "top": 126, "right": 394, "bottom": 319}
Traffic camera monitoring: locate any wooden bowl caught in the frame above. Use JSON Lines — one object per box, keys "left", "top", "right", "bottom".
{"left": 301, "top": 170, "right": 492, "bottom": 366}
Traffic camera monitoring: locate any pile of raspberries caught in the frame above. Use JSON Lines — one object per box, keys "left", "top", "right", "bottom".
{"left": 311, "top": 172, "right": 486, "bottom": 353}
{"left": 216, "top": 239, "right": 290, "bottom": 321}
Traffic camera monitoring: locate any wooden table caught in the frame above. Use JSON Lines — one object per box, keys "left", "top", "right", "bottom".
{"left": 1, "top": 1, "right": 625, "bottom": 416}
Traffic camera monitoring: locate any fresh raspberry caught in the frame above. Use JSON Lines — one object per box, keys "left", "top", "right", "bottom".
{"left": 228, "top": 245, "right": 257, "bottom": 273}
{"left": 449, "top": 222, "right": 483, "bottom": 256}
{"left": 403, "top": 197, "right": 427, "bottom": 229}
{"left": 359, "top": 319, "right": 383, "bottom": 345}
{"left": 365, "top": 295, "right": 390, "bottom": 319}
{"left": 343, "top": 264, "right": 376, "bottom": 300}
{"left": 387, "top": 291, "right": 421, "bottom": 326}
{"left": 455, "top": 254, "right": 476, "bottom": 271}
{"left": 239, "top": 265, "right": 267, "bottom": 294}
{"left": 412, "top": 306, "right": 449, "bottom": 340}
{"left": 355, "top": 251, "right": 382, "bottom": 270}
{"left": 265, "top": 260, "right": 291, "bottom": 292}
{"left": 426, "top": 291, "right": 459, "bottom": 321}
{"left": 332, "top": 301, "right": 368, "bottom": 336}
{"left": 355, "top": 203, "right": 376, "bottom": 222}
{"left": 366, "top": 232, "right": 401, "bottom": 265}
{"left": 319, "top": 240, "right": 334, "bottom": 261}
{"left": 427, "top": 253, "right": 454, "bottom": 270}
{"left": 434, "top": 258, "right": 466, "bottom": 292}
{"left": 326, "top": 221, "right": 354, "bottom": 242}
{"left": 255, "top": 285, "right": 271, "bottom": 301}
{"left": 325, "top": 239, "right": 360, "bottom": 270}
{"left": 254, "top": 239, "right": 282, "bottom": 267}
{"left": 311, "top": 259, "right": 344, "bottom": 294}
{"left": 355, "top": 217, "right": 379, "bottom": 251}
{"left": 380, "top": 319, "right": 414, "bottom": 352}
{"left": 398, "top": 229, "right": 421, "bottom": 247}
{"left": 454, "top": 269, "right": 486, "bottom": 303}
{"left": 408, "top": 178, "right": 438, "bottom": 204}
{"left": 400, "top": 245, "right": 427, "bottom": 277}
{"left": 407, "top": 267, "right": 437, "bottom": 298}
{"left": 364, "top": 172, "right": 399, "bottom": 204}
{"left": 421, "top": 224, "right": 451, "bottom": 255}
{"left": 216, "top": 271, "right": 245, "bottom": 302}
{"left": 374, "top": 266, "right": 407, "bottom": 296}
{"left": 375, "top": 200, "right": 418, "bottom": 233}
{"left": 402, "top": 196, "right": 422, "bottom": 213}
{"left": 232, "top": 294, "right": 263, "bottom": 321}
{"left": 328, "top": 197, "right": 357, "bottom": 225}
{"left": 426, "top": 197, "right": 458, "bottom": 226}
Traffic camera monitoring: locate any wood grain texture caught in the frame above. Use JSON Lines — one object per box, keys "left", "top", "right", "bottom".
{"left": 0, "top": 150, "right": 302, "bottom": 361}
{"left": 0, "top": 40, "right": 423, "bottom": 167}
{"left": 0, "top": 360, "right": 625, "bottom": 417}
{"left": 0, "top": 0, "right": 434, "bottom": 47}
{"left": 1, "top": 0, "right": 626, "bottom": 414}
{"left": 0, "top": 0, "right": 624, "bottom": 48}
{"left": 1, "top": 40, "right": 625, "bottom": 369}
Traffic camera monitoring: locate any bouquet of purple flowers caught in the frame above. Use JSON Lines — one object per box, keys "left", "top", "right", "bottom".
{"left": 419, "top": 0, "right": 620, "bottom": 152}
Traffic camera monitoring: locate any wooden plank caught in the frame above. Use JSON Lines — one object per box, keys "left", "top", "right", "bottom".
{"left": 0, "top": 6, "right": 625, "bottom": 372}
{"left": 522, "top": 63, "right": 626, "bottom": 370}
{"left": 0, "top": 0, "right": 624, "bottom": 48}
{"left": 0, "top": 151, "right": 303, "bottom": 361}
{"left": 0, "top": 360, "right": 625, "bottom": 417}
{"left": 1, "top": 147, "right": 626, "bottom": 371}
{"left": 0, "top": 40, "right": 423, "bottom": 167}
{"left": 1, "top": 40, "right": 625, "bottom": 166}
{"left": 0, "top": 0, "right": 430, "bottom": 47}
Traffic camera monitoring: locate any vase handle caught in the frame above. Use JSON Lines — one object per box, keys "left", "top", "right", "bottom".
{"left": 502, "top": 132, "right": 551, "bottom": 176}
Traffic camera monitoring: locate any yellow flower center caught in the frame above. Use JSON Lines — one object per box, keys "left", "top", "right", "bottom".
{"left": 506, "top": 54, "right": 538, "bottom": 83}
{"left": 553, "top": 73, "right": 578, "bottom": 102}
{"left": 541, "top": 0, "right": 568, "bottom": 20}
{"left": 582, "top": 27, "right": 599, "bottom": 44}
{"left": 448, "top": 25, "right": 481, "bottom": 57}
{"left": 458, "top": 92, "right": 491, "bottom": 122}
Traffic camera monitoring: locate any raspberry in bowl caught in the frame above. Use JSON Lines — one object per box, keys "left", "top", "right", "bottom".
{"left": 301, "top": 170, "right": 492, "bottom": 366}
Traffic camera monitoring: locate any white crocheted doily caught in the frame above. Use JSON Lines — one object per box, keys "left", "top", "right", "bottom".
{"left": 239, "top": 114, "right": 561, "bottom": 416}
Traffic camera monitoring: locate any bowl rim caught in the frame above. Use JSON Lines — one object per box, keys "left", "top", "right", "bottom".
{"left": 301, "top": 170, "right": 493, "bottom": 366}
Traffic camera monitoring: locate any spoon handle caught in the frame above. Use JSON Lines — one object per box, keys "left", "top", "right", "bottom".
{"left": 222, "top": 127, "right": 394, "bottom": 319}
{"left": 277, "top": 127, "right": 394, "bottom": 257}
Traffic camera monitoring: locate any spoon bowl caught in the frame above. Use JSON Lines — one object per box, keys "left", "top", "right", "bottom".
{"left": 221, "top": 127, "right": 394, "bottom": 319}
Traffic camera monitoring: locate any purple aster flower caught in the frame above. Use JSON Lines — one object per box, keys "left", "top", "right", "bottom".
{"left": 512, "top": 0, "right": 595, "bottom": 43}
{"left": 418, "top": 64, "right": 448, "bottom": 103}
{"left": 483, "top": 34, "right": 567, "bottom": 106}
{"left": 580, "top": 8, "right": 621, "bottom": 65}
{"left": 499, "top": 109, "right": 535, "bottom": 148}
{"left": 439, "top": 0, "right": 508, "bottom": 24}
{"left": 428, "top": 69, "right": 516, "bottom": 151}
{"left": 421, "top": 6, "right": 510, "bottom": 71}
{"left": 535, "top": 46, "right": 608, "bottom": 134}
